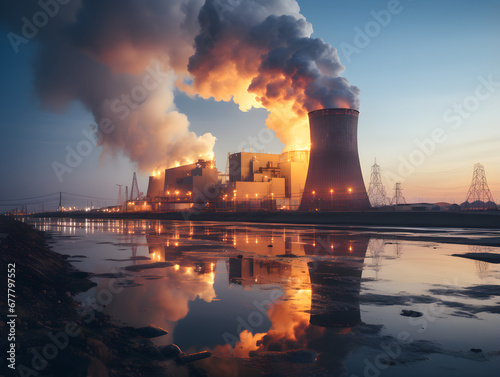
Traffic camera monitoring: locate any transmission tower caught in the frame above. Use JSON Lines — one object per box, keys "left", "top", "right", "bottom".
{"left": 125, "top": 186, "right": 129, "bottom": 204}
{"left": 130, "top": 172, "right": 140, "bottom": 201}
{"left": 391, "top": 182, "right": 406, "bottom": 207}
{"left": 464, "top": 163, "right": 495, "bottom": 206}
{"left": 116, "top": 184, "right": 123, "bottom": 206}
{"left": 367, "top": 159, "right": 390, "bottom": 206}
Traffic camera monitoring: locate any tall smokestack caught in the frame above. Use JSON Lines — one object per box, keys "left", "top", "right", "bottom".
{"left": 299, "top": 108, "right": 371, "bottom": 211}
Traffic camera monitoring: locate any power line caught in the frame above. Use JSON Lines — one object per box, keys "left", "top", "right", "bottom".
{"left": 0, "top": 192, "right": 59, "bottom": 203}
{"left": 0, "top": 191, "right": 114, "bottom": 211}
{"left": 62, "top": 192, "right": 115, "bottom": 201}
{"left": 0, "top": 200, "right": 59, "bottom": 207}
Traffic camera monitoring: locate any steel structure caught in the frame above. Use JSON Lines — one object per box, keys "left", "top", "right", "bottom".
{"left": 390, "top": 182, "right": 406, "bottom": 206}
{"left": 299, "top": 108, "right": 371, "bottom": 211}
{"left": 367, "top": 159, "right": 390, "bottom": 207}
{"left": 130, "top": 172, "right": 140, "bottom": 201}
{"left": 464, "top": 163, "right": 495, "bottom": 208}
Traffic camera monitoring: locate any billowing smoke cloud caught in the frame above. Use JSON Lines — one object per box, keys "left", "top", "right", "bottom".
{"left": 188, "top": 0, "right": 360, "bottom": 149}
{"left": 1, "top": 0, "right": 359, "bottom": 168}
{"left": 0, "top": 0, "right": 214, "bottom": 172}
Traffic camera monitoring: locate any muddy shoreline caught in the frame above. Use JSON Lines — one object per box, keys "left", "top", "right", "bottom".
{"left": 0, "top": 217, "right": 208, "bottom": 377}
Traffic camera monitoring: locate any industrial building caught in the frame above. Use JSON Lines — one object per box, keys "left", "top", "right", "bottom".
{"left": 145, "top": 159, "right": 218, "bottom": 212}
{"left": 226, "top": 150, "right": 309, "bottom": 210}
{"left": 142, "top": 107, "right": 373, "bottom": 213}
{"left": 142, "top": 151, "right": 309, "bottom": 212}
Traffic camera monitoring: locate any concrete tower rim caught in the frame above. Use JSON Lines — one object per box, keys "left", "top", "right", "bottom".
{"left": 308, "top": 108, "right": 360, "bottom": 119}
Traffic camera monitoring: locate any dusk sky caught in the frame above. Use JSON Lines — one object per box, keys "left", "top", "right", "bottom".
{"left": 1, "top": 0, "right": 499, "bottom": 211}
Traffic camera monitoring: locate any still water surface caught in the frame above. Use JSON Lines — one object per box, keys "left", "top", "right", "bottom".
{"left": 31, "top": 218, "right": 500, "bottom": 377}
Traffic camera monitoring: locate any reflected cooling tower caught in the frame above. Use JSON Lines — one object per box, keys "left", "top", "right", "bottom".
{"left": 299, "top": 108, "right": 371, "bottom": 211}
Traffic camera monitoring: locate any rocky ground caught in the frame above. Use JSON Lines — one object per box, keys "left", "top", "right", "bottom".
{"left": 0, "top": 217, "right": 210, "bottom": 377}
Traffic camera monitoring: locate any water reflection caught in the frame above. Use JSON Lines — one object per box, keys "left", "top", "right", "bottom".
{"left": 468, "top": 245, "right": 491, "bottom": 278}
{"left": 107, "top": 224, "right": 372, "bottom": 374}
{"left": 31, "top": 218, "right": 500, "bottom": 377}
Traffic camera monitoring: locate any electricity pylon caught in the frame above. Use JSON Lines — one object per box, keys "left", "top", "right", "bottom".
{"left": 465, "top": 163, "right": 495, "bottom": 205}
{"left": 391, "top": 183, "right": 406, "bottom": 207}
{"left": 367, "top": 159, "right": 390, "bottom": 207}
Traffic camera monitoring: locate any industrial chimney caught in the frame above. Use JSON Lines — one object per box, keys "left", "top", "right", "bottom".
{"left": 299, "top": 108, "right": 371, "bottom": 211}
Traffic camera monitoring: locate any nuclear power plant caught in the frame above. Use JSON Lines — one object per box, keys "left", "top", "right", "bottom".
{"left": 108, "top": 108, "right": 497, "bottom": 214}
{"left": 300, "top": 108, "right": 371, "bottom": 211}
{"left": 133, "top": 107, "right": 374, "bottom": 213}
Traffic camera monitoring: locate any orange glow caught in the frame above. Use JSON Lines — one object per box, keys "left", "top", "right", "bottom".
{"left": 312, "top": 191, "right": 316, "bottom": 195}
{"left": 335, "top": 98, "right": 351, "bottom": 109}
{"left": 348, "top": 188, "right": 353, "bottom": 193}
{"left": 330, "top": 189, "right": 334, "bottom": 193}
{"left": 339, "top": 327, "right": 353, "bottom": 335}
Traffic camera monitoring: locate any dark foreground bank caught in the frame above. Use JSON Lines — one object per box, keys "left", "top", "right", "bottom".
{"left": 0, "top": 217, "right": 210, "bottom": 377}
{"left": 32, "top": 210, "right": 500, "bottom": 229}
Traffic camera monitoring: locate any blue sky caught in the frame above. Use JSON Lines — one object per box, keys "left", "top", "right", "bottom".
{"left": 0, "top": 0, "right": 499, "bottom": 211}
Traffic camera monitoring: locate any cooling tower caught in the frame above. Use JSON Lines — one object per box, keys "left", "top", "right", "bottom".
{"left": 146, "top": 172, "right": 165, "bottom": 198}
{"left": 299, "top": 108, "right": 371, "bottom": 211}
